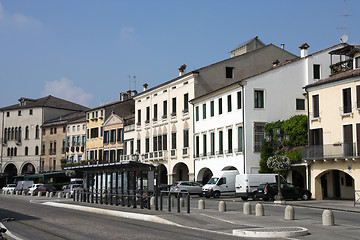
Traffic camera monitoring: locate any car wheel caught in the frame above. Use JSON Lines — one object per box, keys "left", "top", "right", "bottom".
{"left": 302, "top": 193, "right": 310, "bottom": 200}
{"left": 214, "top": 191, "right": 220, "bottom": 198}
{"left": 241, "top": 197, "right": 248, "bottom": 201}
{"left": 252, "top": 195, "right": 259, "bottom": 201}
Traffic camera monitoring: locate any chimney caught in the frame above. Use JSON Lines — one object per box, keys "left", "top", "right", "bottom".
{"left": 143, "top": 83, "right": 148, "bottom": 92}
{"left": 281, "top": 44, "right": 285, "bottom": 50}
{"left": 132, "top": 90, "right": 138, "bottom": 96}
{"left": 178, "top": 64, "right": 187, "bottom": 76}
{"left": 299, "top": 43, "right": 310, "bottom": 58}
{"left": 120, "top": 92, "right": 129, "bottom": 101}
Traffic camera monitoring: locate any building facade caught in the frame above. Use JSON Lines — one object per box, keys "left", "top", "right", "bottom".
{"left": 303, "top": 45, "right": 360, "bottom": 200}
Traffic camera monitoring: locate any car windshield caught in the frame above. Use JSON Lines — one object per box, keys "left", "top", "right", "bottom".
{"left": 207, "top": 178, "right": 219, "bottom": 185}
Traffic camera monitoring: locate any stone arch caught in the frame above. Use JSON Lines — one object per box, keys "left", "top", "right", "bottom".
{"left": 157, "top": 164, "right": 168, "bottom": 185}
{"left": 314, "top": 169, "right": 354, "bottom": 200}
{"left": 3, "top": 163, "right": 18, "bottom": 184}
{"left": 172, "top": 162, "right": 189, "bottom": 182}
{"left": 21, "top": 162, "right": 35, "bottom": 175}
{"left": 197, "top": 167, "right": 213, "bottom": 185}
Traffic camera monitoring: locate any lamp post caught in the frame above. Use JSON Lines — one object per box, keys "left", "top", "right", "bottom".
{"left": 266, "top": 124, "right": 290, "bottom": 202}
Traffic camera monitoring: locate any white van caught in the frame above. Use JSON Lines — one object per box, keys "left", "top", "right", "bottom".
{"left": 15, "top": 181, "right": 34, "bottom": 193}
{"left": 235, "top": 174, "right": 278, "bottom": 200}
{"left": 202, "top": 170, "right": 238, "bottom": 198}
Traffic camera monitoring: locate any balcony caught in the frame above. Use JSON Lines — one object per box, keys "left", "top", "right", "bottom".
{"left": 330, "top": 59, "right": 353, "bottom": 76}
{"left": 301, "top": 142, "right": 360, "bottom": 161}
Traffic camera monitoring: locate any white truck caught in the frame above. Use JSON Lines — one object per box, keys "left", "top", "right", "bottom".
{"left": 235, "top": 173, "right": 278, "bottom": 200}
{"left": 202, "top": 170, "right": 238, "bottom": 198}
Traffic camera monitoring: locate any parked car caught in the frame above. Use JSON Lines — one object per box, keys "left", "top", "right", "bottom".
{"left": 28, "top": 184, "right": 44, "bottom": 195}
{"left": 170, "top": 181, "right": 203, "bottom": 196}
{"left": 2, "top": 184, "right": 16, "bottom": 194}
{"left": 15, "top": 181, "right": 34, "bottom": 194}
{"left": 33, "top": 185, "right": 57, "bottom": 195}
{"left": 254, "top": 182, "right": 311, "bottom": 201}
{"left": 63, "top": 184, "right": 83, "bottom": 197}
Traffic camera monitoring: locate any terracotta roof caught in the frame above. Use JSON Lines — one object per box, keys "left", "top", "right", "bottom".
{"left": 305, "top": 68, "right": 360, "bottom": 89}
{"left": 0, "top": 95, "right": 89, "bottom": 111}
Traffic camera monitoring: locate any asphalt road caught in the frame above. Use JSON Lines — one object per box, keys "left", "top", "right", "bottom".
{"left": 0, "top": 195, "right": 247, "bottom": 240}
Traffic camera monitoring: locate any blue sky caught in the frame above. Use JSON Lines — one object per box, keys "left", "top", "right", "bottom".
{"left": 1, "top": 0, "right": 359, "bottom": 108}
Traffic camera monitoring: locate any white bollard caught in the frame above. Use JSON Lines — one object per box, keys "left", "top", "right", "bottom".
{"left": 66, "top": 192, "right": 70, "bottom": 199}
{"left": 49, "top": 192, "right": 54, "bottom": 198}
{"left": 180, "top": 197, "right": 185, "bottom": 207}
{"left": 322, "top": 210, "right": 335, "bottom": 226}
{"left": 219, "top": 201, "right": 226, "bottom": 212}
{"left": 38, "top": 191, "right": 42, "bottom": 197}
{"left": 150, "top": 196, "right": 155, "bottom": 207}
{"left": 45, "top": 192, "right": 50, "bottom": 197}
{"left": 58, "top": 192, "right": 62, "bottom": 198}
{"left": 285, "top": 205, "right": 295, "bottom": 220}
{"left": 255, "top": 203, "right": 264, "bottom": 216}
{"left": 243, "top": 202, "right": 252, "bottom": 215}
{"left": 198, "top": 199, "right": 205, "bottom": 210}
{"left": 22, "top": 191, "right": 26, "bottom": 196}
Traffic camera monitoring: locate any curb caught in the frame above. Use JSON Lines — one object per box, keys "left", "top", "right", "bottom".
{"left": 233, "top": 227, "right": 308, "bottom": 238}
{"left": 42, "top": 202, "right": 180, "bottom": 226}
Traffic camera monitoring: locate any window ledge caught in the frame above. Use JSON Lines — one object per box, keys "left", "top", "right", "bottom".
{"left": 310, "top": 117, "right": 321, "bottom": 122}
{"left": 340, "top": 112, "right": 353, "bottom": 119}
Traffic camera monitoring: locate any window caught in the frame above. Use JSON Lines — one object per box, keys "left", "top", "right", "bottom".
{"left": 18, "top": 110, "right": 21, "bottom": 116}
{"left": 54, "top": 127, "right": 57, "bottom": 134}
{"left": 25, "top": 147, "right": 28, "bottom": 156}
{"left": 90, "top": 128, "right": 99, "bottom": 138}
{"left": 356, "top": 57, "right": 360, "bottom": 69}
{"left": 35, "top": 146, "right": 39, "bottom": 155}
{"left": 172, "top": 97, "right": 177, "bottom": 116}
{"left": 357, "top": 86, "right": 360, "bottom": 109}
{"left": 35, "top": 125, "right": 39, "bottom": 139}
{"left": 313, "top": 64, "right": 321, "bottom": 79}
{"left": 153, "top": 136, "right": 158, "bottom": 151}
{"left": 195, "top": 136, "right": 200, "bottom": 157}
{"left": 137, "top": 109, "right": 141, "bottom": 124}
{"left": 117, "top": 128, "right": 123, "bottom": 142}
{"left": 87, "top": 113, "right": 90, "bottom": 120}
{"left": 77, "top": 125, "right": 80, "bottom": 131}
{"left": 312, "top": 95, "right": 320, "bottom": 118}
{"left": 227, "top": 95, "right": 232, "bottom": 112}
{"left": 195, "top": 106, "right": 199, "bottom": 121}
{"left": 226, "top": 67, "right": 234, "bottom": 78}
{"left": 63, "top": 126, "right": 66, "bottom": 133}
{"left": 100, "top": 127, "right": 103, "bottom": 137}
{"left": 343, "top": 87, "right": 352, "bottom": 114}
{"left": 254, "top": 90, "right": 264, "bottom": 109}
{"left": 228, "top": 129, "right": 233, "bottom": 153}
{"left": 153, "top": 104, "right": 158, "bottom": 121}
{"left": 238, "top": 126, "right": 243, "bottom": 152}
{"left": 171, "top": 132, "right": 176, "bottom": 149}
{"left": 146, "top": 106, "right": 150, "bottom": 123}
{"left": 296, "top": 99, "right": 305, "bottom": 110}
{"left": 219, "top": 130, "right": 223, "bottom": 154}
{"left": 29, "top": 109, "right": 33, "bottom": 115}
{"left": 210, "top": 101, "right": 214, "bottom": 117}
{"left": 254, "top": 124, "right": 265, "bottom": 152}
{"left": 203, "top": 134, "right": 207, "bottom": 156}
{"left": 163, "top": 134, "right": 167, "bottom": 150}
{"left": 163, "top": 100, "right": 167, "bottom": 118}
{"left": 101, "top": 110, "right": 103, "bottom": 117}
{"left": 210, "top": 132, "right": 215, "bottom": 155}
{"left": 158, "top": 135, "right": 162, "bottom": 150}
{"left": 137, "top": 139, "right": 141, "bottom": 154}
{"left": 6, "top": 112, "right": 9, "bottom": 117}
{"left": 218, "top": 98, "right": 223, "bottom": 115}
{"left": 103, "top": 131, "right": 109, "bottom": 143}
{"left": 145, "top": 138, "right": 150, "bottom": 153}
{"left": 202, "top": 103, "right": 206, "bottom": 119}
{"left": 183, "top": 93, "right": 189, "bottom": 112}
{"left": 183, "top": 129, "right": 189, "bottom": 148}
{"left": 237, "top": 91, "right": 241, "bottom": 109}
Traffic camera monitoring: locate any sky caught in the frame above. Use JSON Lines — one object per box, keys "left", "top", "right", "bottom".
{"left": 1, "top": 0, "right": 359, "bottom": 108}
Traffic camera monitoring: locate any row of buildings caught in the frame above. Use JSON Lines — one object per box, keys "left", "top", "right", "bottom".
{"left": 1, "top": 37, "right": 359, "bottom": 200}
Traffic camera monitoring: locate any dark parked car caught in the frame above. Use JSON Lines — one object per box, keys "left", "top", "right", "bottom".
{"left": 254, "top": 183, "right": 311, "bottom": 201}
{"left": 169, "top": 181, "right": 203, "bottom": 196}
{"left": 33, "top": 185, "right": 57, "bottom": 195}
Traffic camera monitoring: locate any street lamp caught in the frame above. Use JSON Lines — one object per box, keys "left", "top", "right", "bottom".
{"left": 266, "top": 124, "right": 290, "bottom": 202}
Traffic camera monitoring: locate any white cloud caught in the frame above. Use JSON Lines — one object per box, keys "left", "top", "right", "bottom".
{"left": 42, "top": 78, "right": 94, "bottom": 107}
{"left": 119, "top": 26, "right": 135, "bottom": 40}
{"left": 0, "top": 2, "right": 42, "bottom": 28}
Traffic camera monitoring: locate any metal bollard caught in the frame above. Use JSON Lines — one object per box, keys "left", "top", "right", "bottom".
{"left": 322, "top": 210, "right": 335, "bottom": 226}
{"left": 198, "top": 199, "right": 205, "bottom": 210}
{"left": 177, "top": 194, "right": 180, "bottom": 213}
{"left": 243, "top": 202, "right": 252, "bottom": 215}
{"left": 168, "top": 194, "right": 171, "bottom": 212}
{"left": 255, "top": 203, "right": 264, "bottom": 216}
{"left": 187, "top": 194, "right": 190, "bottom": 214}
{"left": 219, "top": 201, "right": 226, "bottom": 212}
{"left": 285, "top": 205, "right": 295, "bottom": 220}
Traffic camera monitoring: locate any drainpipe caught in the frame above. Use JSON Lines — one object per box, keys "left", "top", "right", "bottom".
{"left": 1, "top": 111, "right": 4, "bottom": 175}
{"left": 237, "top": 82, "right": 246, "bottom": 174}
{"left": 305, "top": 87, "right": 311, "bottom": 191}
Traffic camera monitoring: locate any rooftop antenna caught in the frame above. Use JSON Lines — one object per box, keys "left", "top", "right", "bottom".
{"left": 128, "top": 75, "right": 136, "bottom": 91}
{"left": 337, "top": 0, "right": 350, "bottom": 43}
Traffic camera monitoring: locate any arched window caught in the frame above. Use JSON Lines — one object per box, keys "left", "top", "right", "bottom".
{"left": 4, "top": 129, "right": 7, "bottom": 142}
{"left": 11, "top": 127, "right": 14, "bottom": 140}
{"left": 7, "top": 128, "right": 10, "bottom": 140}
{"left": 15, "top": 127, "right": 18, "bottom": 141}
{"left": 25, "top": 147, "right": 29, "bottom": 156}
{"left": 7, "top": 148, "right": 10, "bottom": 156}
{"left": 35, "top": 125, "right": 39, "bottom": 139}
{"left": 25, "top": 126, "right": 29, "bottom": 139}
{"left": 10, "top": 148, "right": 13, "bottom": 156}
{"left": 35, "top": 146, "right": 39, "bottom": 155}
{"left": 14, "top": 147, "right": 17, "bottom": 156}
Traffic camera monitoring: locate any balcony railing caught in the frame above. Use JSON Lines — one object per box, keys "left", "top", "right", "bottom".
{"left": 301, "top": 142, "right": 359, "bottom": 160}
{"left": 330, "top": 59, "right": 353, "bottom": 76}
